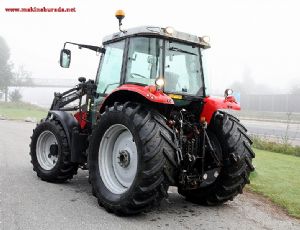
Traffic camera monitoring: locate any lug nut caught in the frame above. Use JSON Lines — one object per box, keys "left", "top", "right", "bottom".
{"left": 214, "top": 171, "right": 219, "bottom": 178}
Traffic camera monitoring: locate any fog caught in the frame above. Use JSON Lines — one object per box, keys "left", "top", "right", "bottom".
{"left": 1, "top": 0, "right": 300, "bottom": 94}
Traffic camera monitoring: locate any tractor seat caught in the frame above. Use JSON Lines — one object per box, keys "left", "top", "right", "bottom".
{"left": 164, "top": 71, "right": 180, "bottom": 91}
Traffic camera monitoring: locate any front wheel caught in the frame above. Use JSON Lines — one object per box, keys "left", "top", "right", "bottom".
{"left": 179, "top": 111, "right": 255, "bottom": 205}
{"left": 88, "top": 102, "right": 177, "bottom": 215}
{"left": 30, "top": 119, "right": 78, "bottom": 182}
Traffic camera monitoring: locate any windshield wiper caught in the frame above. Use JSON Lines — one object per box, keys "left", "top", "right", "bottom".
{"left": 169, "top": 47, "right": 196, "bottom": 55}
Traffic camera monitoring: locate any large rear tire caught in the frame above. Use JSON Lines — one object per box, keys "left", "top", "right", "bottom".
{"left": 179, "top": 111, "right": 255, "bottom": 205}
{"left": 88, "top": 102, "right": 177, "bottom": 215}
{"left": 30, "top": 119, "right": 78, "bottom": 182}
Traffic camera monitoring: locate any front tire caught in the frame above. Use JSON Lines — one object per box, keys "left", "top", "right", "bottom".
{"left": 88, "top": 102, "right": 177, "bottom": 215}
{"left": 179, "top": 111, "right": 255, "bottom": 205}
{"left": 30, "top": 119, "right": 78, "bottom": 182}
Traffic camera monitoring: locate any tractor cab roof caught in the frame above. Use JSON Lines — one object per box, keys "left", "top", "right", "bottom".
{"left": 102, "top": 26, "right": 210, "bottom": 48}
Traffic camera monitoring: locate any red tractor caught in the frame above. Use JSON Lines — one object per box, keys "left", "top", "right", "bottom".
{"left": 30, "top": 11, "right": 254, "bottom": 215}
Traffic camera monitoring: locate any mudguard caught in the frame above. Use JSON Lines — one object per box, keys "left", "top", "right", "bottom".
{"left": 48, "top": 110, "right": 78, "bottom": 146}
{"left": 99, "top": 84, "right": 174, "bottom": 112}
{"left": 201, "top": 96, "right": 240, "bottom": 124}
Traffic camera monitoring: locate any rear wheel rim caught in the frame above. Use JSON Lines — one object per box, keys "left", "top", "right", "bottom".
{"left": 36, "top": 130, "right": 59, "bottom": 170}
{"left": 98, "top": 124, "right": 138, "bottom": 195}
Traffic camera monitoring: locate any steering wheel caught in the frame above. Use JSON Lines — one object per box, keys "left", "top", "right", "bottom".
{"left": 130, "top": 73, "right": 148, "bottom": 79}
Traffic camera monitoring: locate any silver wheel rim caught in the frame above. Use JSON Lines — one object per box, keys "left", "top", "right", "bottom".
{"left": 98, "top": 124, "right": 138, "bottom": 194}
{"left": 36, "top": 130, "right": 59, "bottom": 170}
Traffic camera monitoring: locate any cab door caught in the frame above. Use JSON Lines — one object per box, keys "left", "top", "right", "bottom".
{"left": 92, "top": 40, "right": 126, "bottom": 121}
{"left": 96, "top": 40, "right": 126, "bottom": 95}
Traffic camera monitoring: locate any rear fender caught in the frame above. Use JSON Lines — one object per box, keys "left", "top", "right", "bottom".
{"left": 201, "top": 96, "right": 240, "bottom": 124}
{"left": 99, "top": 84, "right": 174, "bottom": 113}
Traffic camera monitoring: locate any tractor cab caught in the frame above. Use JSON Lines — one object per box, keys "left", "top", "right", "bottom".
{"left": 97, "top": 26, "right": 210, "bottom": 98}
{"left": 95, "top": 10, "right": 211, "bottom": 99}
{"left": 59, "top": 12, "right": 212, "bottom": 121}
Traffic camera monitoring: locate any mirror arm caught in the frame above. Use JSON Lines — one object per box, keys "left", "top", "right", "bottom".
{"left": 63, "top": 42, "right": 105, "bottom": 53}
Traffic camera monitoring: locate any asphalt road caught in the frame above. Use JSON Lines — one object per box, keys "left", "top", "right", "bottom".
{"left": 241, "top": 119, "right": 300, "bottom": 146}
{"left": 1, "top": 120, "right": 300, "bottom": 230}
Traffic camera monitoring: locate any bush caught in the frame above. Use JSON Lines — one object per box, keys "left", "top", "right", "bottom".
{"left": 9, "top": 89, "right": 22, "bottom": 102}
{"left": 251, "top": 135, "right": 300, "bottom": 157}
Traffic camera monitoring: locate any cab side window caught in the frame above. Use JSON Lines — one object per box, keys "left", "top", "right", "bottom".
{"left": 97, "top": 41, "right": 125, "bottom": 94}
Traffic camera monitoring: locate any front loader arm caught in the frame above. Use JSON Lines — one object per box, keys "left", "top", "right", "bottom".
{"left": 50, "top": 87, "right": 83, "bottom": 111}
{"left": 50, "top": 79, "right": 97, "bottom": 111}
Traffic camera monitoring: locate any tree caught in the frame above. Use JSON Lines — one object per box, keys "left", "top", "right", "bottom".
{"left": 291, "top": 87, "right": 300, "bottom": 95}
{"left": 230, "top": 67, "right": 274, "bottom": 95}
{"left": 9, "top": 89, "right": 22, "bottom": 102}
{"left": 0, "top": 36, "right": 14, "bottom": 102}
{"left": 290, "top": 82, "right": 300, "bottom": 95}
{"left": 230, "top": 68, "right": 255, "bottom": 95}
{"left": 13, "top": 65, "right": 33, "bottom": 86}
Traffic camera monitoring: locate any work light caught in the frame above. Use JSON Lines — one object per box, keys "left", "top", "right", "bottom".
{"left": 164, "top": 27, "right": 174, "bottom": 35}
{"left": 155, "top": 78, "right": 165, "bottom": 90}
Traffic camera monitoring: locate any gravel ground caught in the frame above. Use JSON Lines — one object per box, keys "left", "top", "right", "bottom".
{"left": 0, "top": 119, "right": 299, "bottom": 230}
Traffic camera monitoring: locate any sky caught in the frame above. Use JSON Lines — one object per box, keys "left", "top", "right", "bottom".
{"left": 1, "top": 0, "right": 300, "bottom": 94}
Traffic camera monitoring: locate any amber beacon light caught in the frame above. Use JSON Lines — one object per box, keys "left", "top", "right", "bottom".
{"left": 115, "top": 9, "right": 125, "bottom": 21}
{"left": 115, "top": 10, "right": 126, "bottom": 33}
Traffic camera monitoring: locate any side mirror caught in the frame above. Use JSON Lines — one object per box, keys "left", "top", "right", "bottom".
{"left": 60, "top": 49, "right": 71, "bottom": 68}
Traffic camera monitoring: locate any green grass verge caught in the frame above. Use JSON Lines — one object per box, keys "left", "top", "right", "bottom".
{"left": 252, "top": 136, "right": 300, "bottom": 157}
{"left": 249, "top": 149, "right": 300, "bottom": 218}
{"left": 0, "top": 102, "right": 47, "bottom": 120}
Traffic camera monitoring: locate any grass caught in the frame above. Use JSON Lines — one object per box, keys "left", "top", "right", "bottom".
{"left": 249, "top": 149, "right": 300, "bottom": 218}
{"left": 252, "top": 135, "right": 300, "bottom": 157}
{"left": 0, "top": 102, "right": 47, "bottom": 120}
